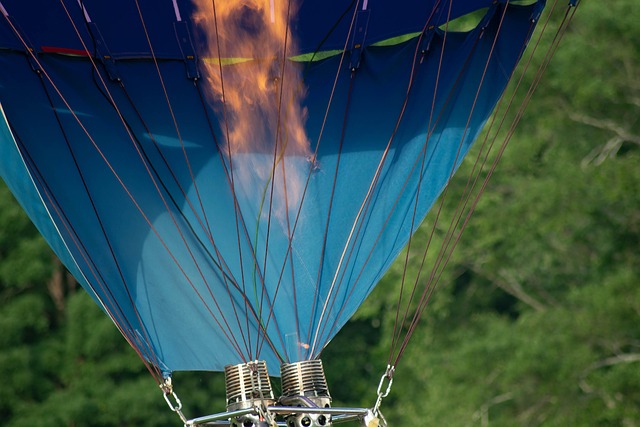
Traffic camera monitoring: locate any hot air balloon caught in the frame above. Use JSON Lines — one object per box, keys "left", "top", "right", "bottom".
{"left": 0, "top": 0, "right": 578, "bottom": 425}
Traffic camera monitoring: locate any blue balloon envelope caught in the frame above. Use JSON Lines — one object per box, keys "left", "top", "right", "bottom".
{"left": 0, "top": 0, "right": 543, "bottom": 375}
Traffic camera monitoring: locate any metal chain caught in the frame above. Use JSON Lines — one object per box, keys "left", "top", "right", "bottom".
{"left": 160, "top": 377, "right": 188, "bottom": 424}
{"left": 372, "top": 365, "right": 395, "bottom": 417}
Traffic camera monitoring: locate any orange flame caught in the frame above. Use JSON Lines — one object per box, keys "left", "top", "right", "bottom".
{"left": 192, "top": 0, "right": 310, "bottom": 157}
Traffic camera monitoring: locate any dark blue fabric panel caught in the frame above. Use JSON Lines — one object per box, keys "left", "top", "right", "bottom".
{"left": 1, "top": 0, "right": 500, "bottom": 56}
